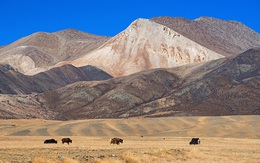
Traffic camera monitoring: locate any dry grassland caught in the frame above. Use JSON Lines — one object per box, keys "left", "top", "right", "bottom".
{"left": 0, "top": 115, "right": 259, "bottom": 162}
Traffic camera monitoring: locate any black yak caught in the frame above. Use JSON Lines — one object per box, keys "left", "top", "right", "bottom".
{"left": 189, "top": 138, "right": 200, "bottom": 145}
{"left": 44, "top": 139, "right": 57, "bottom": 144}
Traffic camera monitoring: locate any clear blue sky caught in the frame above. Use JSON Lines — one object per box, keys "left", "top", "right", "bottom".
{"left": 1, "top": 0, "right": 260, "bottom": 46}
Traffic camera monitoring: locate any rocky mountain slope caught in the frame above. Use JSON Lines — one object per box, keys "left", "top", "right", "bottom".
{"left": 0, "top": 48, "right": 259, "bottom": 119}
{"left": 67, "top": 18, "right": 224, "bottom": 77}
{"left": 151, "top": 16, "right": 260, "bottom": 56}
{"left": 0, "top": 29, "right": 109, "bottom": 75}
{"left": 0, "top": 64, "right": 112, "bottom": 94}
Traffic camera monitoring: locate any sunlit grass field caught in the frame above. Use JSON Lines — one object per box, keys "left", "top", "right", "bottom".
{"left": 0, "top": 115, "right": 259, "bottom": 162}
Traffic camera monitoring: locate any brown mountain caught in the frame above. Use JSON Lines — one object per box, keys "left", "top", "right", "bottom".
{"left": 151, "top": 16, "right": 260, "bottom": 56}
{"left": 144, "top": 48, "right": 260, "bottom": 117}
{"left": 0, "top": 48, "right": 259, "bottom": 119}
{"left": 0, "top": 29, "right": 109, "bottom": 75}
{"left": 0, "top": 64, "right": 112, "bottom": 94}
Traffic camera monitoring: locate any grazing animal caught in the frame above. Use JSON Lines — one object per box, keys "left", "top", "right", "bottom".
{"left": 189, "top": 138, "right": 200, "bottom": 145}
{"left": 110, "top": 137, "right": 123, "bottom": 145}
{"left": 62, "top": 138, "right": 72, "bottom": 145}
{"left": 44, "top": 139, "right": 57, "bottom": 144}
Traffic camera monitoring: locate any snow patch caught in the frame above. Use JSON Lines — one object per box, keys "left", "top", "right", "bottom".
{"left": 18, "top": 46, "right": 28, "bottom": 49}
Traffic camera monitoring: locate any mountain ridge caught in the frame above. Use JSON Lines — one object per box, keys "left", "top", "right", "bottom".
{"left": 66, "top": 18, "right": 224, "bottom": 77}
{"left": 0, "top": 48, "right": 259, "bottom": 119}
{"left": 151, "top": 16, "right": 260, "bottom": 56}
{"left": 0, "top": 29, "right": 110, "bottom": 75}
{"left": 0, "top": 16, "right": 259, "bottom": 119}
{"left": 0, "top": 64, "right": 112, "bottom": 94}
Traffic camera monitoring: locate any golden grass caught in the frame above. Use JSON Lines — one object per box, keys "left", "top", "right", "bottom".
{"left": 32, "top": 157, "right": 79, "bottom": 163}
{"left": 0, "top": 136, "right": 259, "bottom": 162}
{"left": 0, "top": 115, "right": 259, "bottom": 162}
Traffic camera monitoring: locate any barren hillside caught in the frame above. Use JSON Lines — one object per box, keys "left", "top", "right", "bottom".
{"left": 45, "top": 49, "right": 260, "bottom": 119}
{"left": 151, "top": 16, "right": 260, "bottom": 56}
{"left": 0, "top": 48, "right": 259, "bottom": 119}
{"left": 67, "top": 18, "right": 224, "bottom": 77}
{"left": 0, "top": 64, "right": 112, "bottom": 94}
{"left": 0, "top": 29, "right": 109, "bottom": 75}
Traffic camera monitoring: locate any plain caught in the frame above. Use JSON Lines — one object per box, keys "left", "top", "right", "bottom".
{"left": 0, "top": 115, "right": 259, "bottom": 162}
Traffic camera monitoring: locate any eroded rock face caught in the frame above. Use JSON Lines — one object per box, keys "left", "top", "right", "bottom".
{"left": 71, "top": 19, "right": 224, "bottom": 77}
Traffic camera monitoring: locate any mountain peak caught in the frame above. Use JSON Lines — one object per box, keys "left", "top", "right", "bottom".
{"left": 53, "top": 28, "right": 109, "bottom": 40}
{"left": 71, "top": 17, "right": 223, "bottom": 77}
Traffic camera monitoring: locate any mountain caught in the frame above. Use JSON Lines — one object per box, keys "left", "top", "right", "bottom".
{"left": 46, "top": 48, "right": 260, "bottom": 119}
{"left": 0, "top": 48, "right": 259, "bottom": 119}
{"left": 151, "top": 16, "right": 260, "bottom": 56}
{"left": 0, "top": 16, "right": 259, "bottom": 120}
{"left": 67, "top": 18, "right": 224, "bottom": 77}
{"left": 0, "top": 29, "right": 110, "bottom": 75}
{"left": 144, "top": 48, "right": 260, "bottom": 117}
{"left": 0, "top": 64, "right": 112, "bottom": 94}
{"left": 1, "top": 17, "right": 259, "bottom": 77}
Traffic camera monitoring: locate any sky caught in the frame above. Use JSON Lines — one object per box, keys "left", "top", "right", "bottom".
{"left": 0, "top": 0, "right": 260, "bottom": 46}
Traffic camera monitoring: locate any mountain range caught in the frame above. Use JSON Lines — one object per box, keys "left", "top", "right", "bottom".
{"left": 0, "top": 16, "right": 259, "bottom": 120}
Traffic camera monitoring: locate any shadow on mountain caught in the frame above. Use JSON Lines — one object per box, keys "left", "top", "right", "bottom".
{"left": 0, "top": 64, "right": 112, "bottom": 94}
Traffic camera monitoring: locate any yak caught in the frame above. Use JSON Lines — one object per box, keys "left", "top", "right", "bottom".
{"left": 62, "top": 138, "right": 72, "bottom": 144}
{"left": 44, "top": 139, "right": 57, "bottom": 144}
{"left": 110, "top": 137, "right": 123, "bottom": 145}
{"left": 189, "top": 138, "right": 200, "bottom": 145}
